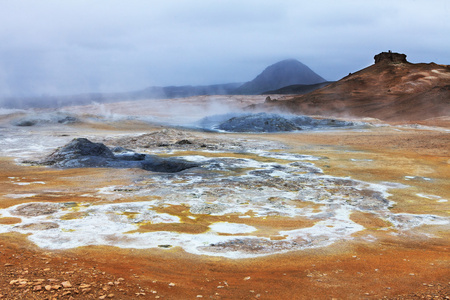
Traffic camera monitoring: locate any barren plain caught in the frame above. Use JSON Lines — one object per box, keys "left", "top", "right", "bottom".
{"left": 0, "top": 95, "right": 449, "bottom": 299}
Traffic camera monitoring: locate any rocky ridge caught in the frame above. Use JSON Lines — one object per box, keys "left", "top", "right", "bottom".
{"left": 374, "top": 51, "right": 408, "bottom": 64}
{"left": 262, "top": 51, "right": 450, "bottom": 121}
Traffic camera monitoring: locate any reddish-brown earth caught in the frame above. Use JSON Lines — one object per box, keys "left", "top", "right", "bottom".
{"left": 261, "top": 53, "right": 450, "bottom": 121}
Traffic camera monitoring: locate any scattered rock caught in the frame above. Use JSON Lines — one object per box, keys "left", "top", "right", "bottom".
{"left": 265, "top": 96, "right": 276, "bottom": 103}
{"left": 61, "top": 281, "right": 72, "bottom": 288}
{"left": 33, "top": 285, "right": 42, "bottom": 291}
{"left": 175, "top": 139, "right": 192, "bottom": 145}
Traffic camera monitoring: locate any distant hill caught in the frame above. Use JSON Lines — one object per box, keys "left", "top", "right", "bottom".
{"left": 0, "top": 83, "right": 243, "bottom": 109}
{"left": 260, "top": 52, "right": 450, "bottom": 121}
{"left": 262, "top": 81, "right": 333, "bottom": 95}
{"left": 0, "top": 59, "right": 327, "bottom": 109}
{"left": 134, "top": 83, "right": 242, "bottom": 99}
{"left": 233, "top": 59, "right": 326, "bottom": 95}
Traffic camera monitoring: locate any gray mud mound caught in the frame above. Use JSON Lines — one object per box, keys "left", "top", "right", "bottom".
{"left": 217, "top": 113, "right": 299, "bottom": 132}
{"left": 13, "top": 112, "right": 79, "bottom": 126}
{"left": 211, "top": 113, "right": 360, "bottom": 132}
{"left": 38, "top": 138, "right": 197, "bottom": 173}
{"left": 11, "top": 203, "right": 61, "bottom": 217}
{"left": 108, "top": 128, "right": 287, "bottom": 152}
{"left": 44, "top": 138, "right": 115, "bottom": 164}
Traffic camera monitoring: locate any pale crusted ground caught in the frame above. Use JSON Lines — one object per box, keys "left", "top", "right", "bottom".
{"left": 0, "top": 97, "right": 449, "bottom": 299}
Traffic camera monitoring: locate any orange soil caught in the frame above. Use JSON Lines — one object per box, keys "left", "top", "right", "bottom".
{"left": 1, "top": 126, "right": 449, "bottom": 299}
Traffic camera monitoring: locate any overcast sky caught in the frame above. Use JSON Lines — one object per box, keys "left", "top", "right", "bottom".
{"left": 0, "top": 0, "right": 449, "bottom": 97}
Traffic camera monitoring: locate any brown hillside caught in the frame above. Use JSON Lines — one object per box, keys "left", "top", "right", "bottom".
{"left": 264, "top": 52, "right": 450, "bottom": 121}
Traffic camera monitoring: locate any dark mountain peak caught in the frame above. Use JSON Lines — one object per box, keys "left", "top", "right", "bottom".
{"left": 266, "top": 58, "right": 308, "bottom": 68}
{"left": 233, "top": 59, "right": 326, "bottom": 95}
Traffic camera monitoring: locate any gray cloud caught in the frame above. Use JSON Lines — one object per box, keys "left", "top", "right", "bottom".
{"left": 0, "top": 0, "right": 449, "bottom": 97}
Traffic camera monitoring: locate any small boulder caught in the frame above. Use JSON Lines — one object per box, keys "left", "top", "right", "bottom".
{"left": 175, "top": 139, "right": 193, "bottom": 145}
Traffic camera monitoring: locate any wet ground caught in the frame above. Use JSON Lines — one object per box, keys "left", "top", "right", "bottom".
{"left": 0, "top": 102, "right": 449, "bottom": 299}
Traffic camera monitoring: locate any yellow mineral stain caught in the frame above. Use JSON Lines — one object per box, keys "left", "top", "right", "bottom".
{"left": 128, "top": 222, "right": 210, "bottom": 234}
{"left": 0, "top": 217, "right": 22, "bottom": 225}
{"left": 349, "top": 211, "right": 392, "bottom": 230}
{"left": 121, "top": 211, "right": 139, "bottom": 219}
{"left": 60, "top": 211, "right": 89, "bottom": 220}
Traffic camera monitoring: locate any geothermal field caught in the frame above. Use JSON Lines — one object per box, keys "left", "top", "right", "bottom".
{"left": 0, "top": 93, "right": 449, "bottom": 299}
